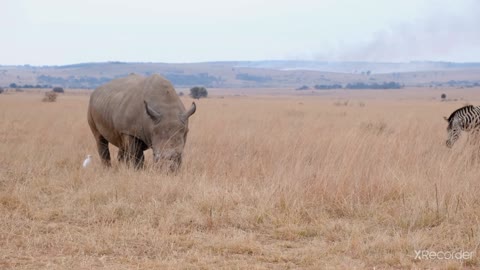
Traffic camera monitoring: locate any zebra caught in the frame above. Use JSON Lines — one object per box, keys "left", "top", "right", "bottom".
{"left": 444, "top": 105, "right": 480, "bottom": 147}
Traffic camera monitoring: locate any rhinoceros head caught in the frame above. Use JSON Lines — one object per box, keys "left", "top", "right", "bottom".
{"left": 144, "top": 100, "right": 196, "bottom": 171}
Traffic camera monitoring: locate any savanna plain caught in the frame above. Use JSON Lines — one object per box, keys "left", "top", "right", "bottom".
{"left": 1, "top": 88, "right": 480, "bottom": 269}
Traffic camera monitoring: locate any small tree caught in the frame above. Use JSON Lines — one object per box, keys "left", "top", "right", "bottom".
{"left": 52, "top": 87, "right": 64, "bottom": 93}
{"left": 9, "top": 83, "right": 17, "bottom": 88}
{"left": 42, "top": 91, "right": 58, "bottom": 102}
{"left": 441, "top": 93, "right": 447, "bottom": 101}
{"left": 190, "top": 86, "right": 208, "bottom": 99}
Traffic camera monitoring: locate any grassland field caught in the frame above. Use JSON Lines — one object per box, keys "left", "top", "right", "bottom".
{"left": 1, "top": 87, "right": 480, "bottom": 269}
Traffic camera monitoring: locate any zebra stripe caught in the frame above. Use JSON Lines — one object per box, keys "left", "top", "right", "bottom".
{"left": 445, "top": 105, "right": 480, "bottom": 147}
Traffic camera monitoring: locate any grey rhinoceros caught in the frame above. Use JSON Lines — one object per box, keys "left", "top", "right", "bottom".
{"left": 87, "top": 74, "right": 196, "bottom": 170}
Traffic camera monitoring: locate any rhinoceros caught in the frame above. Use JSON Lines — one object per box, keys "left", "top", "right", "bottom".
{"left": 87, "top": 74, "right": 196, "bottom": 170}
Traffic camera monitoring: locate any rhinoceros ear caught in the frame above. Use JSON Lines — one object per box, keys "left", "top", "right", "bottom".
{"left": 443, "top": 116, "right": 449, "bottom": 122}
{"left": 144, "top": 100, "right": 162, "bottom": 122}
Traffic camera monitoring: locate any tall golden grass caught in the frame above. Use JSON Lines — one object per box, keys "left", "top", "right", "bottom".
{"left": 1, "top": 91, "right": 480, "bottom": 269}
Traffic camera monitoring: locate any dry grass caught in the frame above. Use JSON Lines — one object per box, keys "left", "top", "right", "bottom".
{"left": 1, "top": 91, "right": 480, "bottom": 269}
{"left": 42, "top": 91, "right": 58, "bottom": 102}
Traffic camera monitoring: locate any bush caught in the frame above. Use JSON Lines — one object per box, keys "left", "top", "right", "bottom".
{"left": 334, "top": 100, "right": 349, "bottom": 106}
{"left": 0, "top": 87, "right": 4, "bottom": 94}
{"left": 345, "top": 81, "right": 403, "bottom": 89}
{"left": 178, "top": 91, "right": 184, "bottom": 96}
{"left": 314, "top": 84, "right": 343, "bottom": 90}
{"left": 42, "top": 91, "right": 58, "bottom": 102}
{"left": 296, "top": 85, "right": 309, "bottom": 90}
{"left": 235, "top": 73, "right": 271, "bottom": 83}
{"left": 190, "top": 86, "right": 208, "bottom": 99}
{"left": 441, "top": 93, "right": 447, "bottom": 100}
{"left": 52, "top": 87, "right": 64, "bottom": 93}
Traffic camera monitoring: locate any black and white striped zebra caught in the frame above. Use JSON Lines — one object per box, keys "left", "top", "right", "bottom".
{"left": 444, "top": 105, "right": 480, "bottom": 147}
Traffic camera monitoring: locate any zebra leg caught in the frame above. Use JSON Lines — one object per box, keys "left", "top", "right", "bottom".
{"left": 468, "top": 128, "right": 480, "bottom": 146}
{"left": 468, "top": 128, "right": 480, "bottom": 163}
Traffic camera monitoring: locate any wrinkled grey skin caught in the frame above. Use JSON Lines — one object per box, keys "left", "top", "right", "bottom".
{"left": 88, "top": 74, "right": 196, "bottom": 171}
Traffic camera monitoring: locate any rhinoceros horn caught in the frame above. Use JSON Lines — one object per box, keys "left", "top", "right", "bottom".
{"left": 144, "top": 100, "right": 162, "bottom": 122}
{"left": 182, "top": 102, "right": 196, "bottom": 120}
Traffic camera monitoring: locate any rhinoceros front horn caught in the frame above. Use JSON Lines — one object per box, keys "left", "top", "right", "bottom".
{"left": 184, "top": 102, "right": 196, "bottom": 119}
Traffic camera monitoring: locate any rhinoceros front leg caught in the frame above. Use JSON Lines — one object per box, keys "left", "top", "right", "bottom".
{"left": 117, "top": 147, "right": 142, "bottom": 168}
{"left": 134, "top": 150, "right": 145, "bottom": 169}
{"left": 121, "top": 135, "right": 146, "bottom": 169}
{"left": 96, "top": 136, "right": 111, "bottom": 167}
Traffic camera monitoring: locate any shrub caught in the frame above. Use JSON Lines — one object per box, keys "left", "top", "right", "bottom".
{"left": 360, "top": 120, "right": 390, "bottom": 135}
{"left": 333, "top": 100, "right": 349, "bottom": 106}
{"left": 0, "top": 87, "right": 4, "bottom": 94}
{"left": 178, "top": 91, "right": 184, "bottom": 96}
{"left": 190, "top": 86, "right": 208, "bottom": 99}
{"left": 52, "top": 87, "right": 64, "bottom": 93}
{"left": 441, "top": 93, "right": 447, "bottom": 100}
{"left": 345, "top": 81, "right": 403, "bottom": 89}
{"left": 314, "top": 84, "right": 343, "bottom": 90}
{"left": 235, "top": 73, "right": 271, "bottom": 83}
{"left": 296, "top": 85, "right": 309, "bottom": 90}
{"left": 42, "top": 91, "right": 58, "bottom": 102}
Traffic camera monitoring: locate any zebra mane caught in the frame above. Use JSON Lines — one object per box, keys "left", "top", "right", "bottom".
{"left": 447, "top": 105, "right": 474, "bottom": 122}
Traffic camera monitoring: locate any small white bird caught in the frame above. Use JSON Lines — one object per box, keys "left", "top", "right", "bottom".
{"left": 82, "top": 155, "right": 92, "bottom": 168}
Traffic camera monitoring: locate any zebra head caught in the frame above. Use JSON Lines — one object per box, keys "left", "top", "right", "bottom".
{"left": 444, "top": 116, "right": 461, "bottom": 148}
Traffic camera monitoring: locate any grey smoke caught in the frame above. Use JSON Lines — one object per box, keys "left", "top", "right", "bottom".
{"left": 326, "top": 1, "right": 480, "bottom": 62}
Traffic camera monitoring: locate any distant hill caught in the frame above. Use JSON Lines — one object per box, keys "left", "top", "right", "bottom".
{"left": 0, "top": 61, "right": 479, "bottom": 89}
{"left": 236, "top": 60, "right": 480, "bottom": 73}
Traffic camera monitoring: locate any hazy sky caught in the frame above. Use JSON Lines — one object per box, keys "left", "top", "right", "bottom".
{"left": 2, "top": 0, "right": 479, "bottom": 65}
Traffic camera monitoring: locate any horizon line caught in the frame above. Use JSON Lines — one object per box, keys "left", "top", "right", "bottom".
{"left": 2, "top": 59, "right": 480, "bottom": 67}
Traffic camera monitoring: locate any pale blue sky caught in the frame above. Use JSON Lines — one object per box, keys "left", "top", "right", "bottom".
{"left": 1, "top": 0, "right": 479, "bottom": 65}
